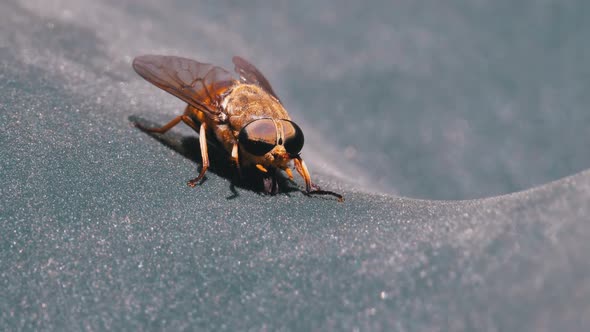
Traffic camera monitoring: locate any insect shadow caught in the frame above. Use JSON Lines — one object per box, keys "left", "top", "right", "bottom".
{"left": 129, "top": 115, "right": 301, "bottom": 199}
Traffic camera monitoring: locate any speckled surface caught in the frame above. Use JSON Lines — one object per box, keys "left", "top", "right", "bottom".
{"left": 2, "top": 1, "right": 590, "bottom": 331}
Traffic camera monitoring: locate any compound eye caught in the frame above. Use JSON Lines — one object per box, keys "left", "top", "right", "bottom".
{"left": 280, "top": 120, "right": 304, "bottom": 156}
{"left": 238, "top": 119, "right": 277, "bottom": 156}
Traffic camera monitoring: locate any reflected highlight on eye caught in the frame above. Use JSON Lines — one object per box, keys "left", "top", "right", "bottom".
{"left": 238, "top": 119, "right": 277, "bottom": 156}
{"left": 280, "top": 120, "right": 304, "bottom": 156}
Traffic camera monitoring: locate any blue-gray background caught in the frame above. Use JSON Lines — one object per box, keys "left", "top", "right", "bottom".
{"left": 2, "top": 0, "right": 590, "bottom": 331}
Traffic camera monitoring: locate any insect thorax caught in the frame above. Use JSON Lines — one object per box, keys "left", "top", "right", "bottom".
{"left": 221, "top": 84, "right": 290, "bottom": 124}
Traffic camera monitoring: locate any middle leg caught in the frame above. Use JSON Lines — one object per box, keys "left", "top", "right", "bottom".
{"left": 187, "top": 122, "right": 210, "bottom": 187}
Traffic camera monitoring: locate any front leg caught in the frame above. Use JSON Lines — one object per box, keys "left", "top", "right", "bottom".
{"left": 293, "top": 157, "right": 313, "bottom": 193}
{"left": 294, "top": 156, "right": 344, "bottom": 202}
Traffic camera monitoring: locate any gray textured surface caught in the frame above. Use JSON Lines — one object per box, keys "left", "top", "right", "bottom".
{"left": 2, "top": 0, "right": 590, "bottom": 331}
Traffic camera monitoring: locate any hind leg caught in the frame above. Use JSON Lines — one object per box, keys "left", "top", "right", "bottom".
{"left": 134, "top": 116, "right": 182, "bottom": 134}
{"left": 134, "top": 105, "right": 203, "bottom": 134}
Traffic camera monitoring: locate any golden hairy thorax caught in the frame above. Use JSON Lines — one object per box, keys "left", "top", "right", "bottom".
{"left": 223, "top": 84, "right": 290, "bottom": 125}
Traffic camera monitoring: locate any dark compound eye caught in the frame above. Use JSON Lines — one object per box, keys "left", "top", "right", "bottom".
{"left": 238, "top": 119, "right": 277, "bottom": 156}
{"left": 280, "top": 120, "right": 304, "bottom": 156}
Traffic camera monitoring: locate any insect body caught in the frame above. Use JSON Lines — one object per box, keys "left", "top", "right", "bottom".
{"left": 132, "top": 55, "right": 342, "bottom": 201}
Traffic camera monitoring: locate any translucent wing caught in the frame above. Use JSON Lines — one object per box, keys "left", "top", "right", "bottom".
{"left": 232, "top": 56, "right": 281, "bottom": 102}
{"left": 133, "top": 55, "right": 237, "bottom": 120}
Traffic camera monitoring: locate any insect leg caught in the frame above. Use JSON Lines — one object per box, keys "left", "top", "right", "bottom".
{"left": 231, "top": 142, "right": 242, "bottom": 177}
{"left": 293, "top": 157, "right": 312, "bottom": 193}
{"left": 180, "top": 115, "right": 199, "bottom": 131}
{"left": 294, "top": 157, "right": 344, "bottom": 201}
{"left": 187, "top": 122, "right": 209, "bottom": 187}
{"left": 134, "top": 116, "right": 182, "bottom": 134}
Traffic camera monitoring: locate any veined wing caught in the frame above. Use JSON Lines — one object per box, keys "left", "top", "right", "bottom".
{"left": 232, "top": 56, "right": 280, "bottom": 102}
{"left": 133, "top": 55, "right": 237, "bottom": 120}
